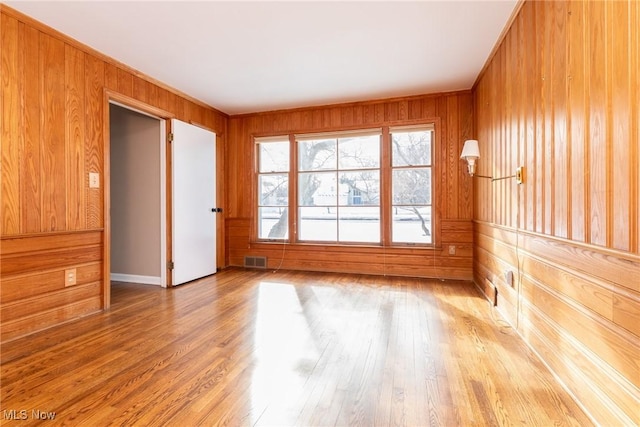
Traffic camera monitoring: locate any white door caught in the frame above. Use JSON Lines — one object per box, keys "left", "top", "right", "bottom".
{"left": 171, "top": 119, "right": 217, "bottom": 285}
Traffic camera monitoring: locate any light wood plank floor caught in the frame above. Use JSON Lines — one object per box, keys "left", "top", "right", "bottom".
{"left": 1, "top": 268, "right": 592, "bottom": 426}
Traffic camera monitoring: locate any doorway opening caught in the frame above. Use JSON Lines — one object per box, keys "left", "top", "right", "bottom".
{"left": 108, "top": 102, "right": 167, "bottom": 303}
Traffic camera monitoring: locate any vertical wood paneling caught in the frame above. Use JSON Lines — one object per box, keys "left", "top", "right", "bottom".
{"left": 552, "top": 1, "right": 568, "bottom": 238}
{"left": 504, "top": 29, "right": 513, "bottom": 228}
{"left": 147, "top": 82, "right": 158, "bottom": 107}
{"left": 634, "top": 0, "right": 640, "bottom": 254}
{"left": 1, "top": 14, "right": 21, "bottom": 235}
{"left": 104, "top": 62, "right": 118, "bottom": 91}
{"left": 132, "top": 76, "right": 148, "bottom": 104}
{"left": 65, "top": 45, "right": 86, "bottom": 230}
{"left": 446, "top": 95, "right": 459, "bottom": 219}
{"left": 568, "top": 1, "right": 586, "bottom": 243}
{"left": 40, "top": 33, "right": 66, "bottom": 232}
{"left": 84, "top": 55, "right": 104, "bottom": 229}
{"left": 116, "top": 67, "right": 132, "bottom": 97}
{"left": 588, "top": 1, "right": 607, "bottom": 247}
{"left": 459, "top": 93, "right": 473, "bottom": 220}
{"left": 524, "top": 1, "right": 536, "bottom": 233}
{"left": 1, "top": 5, "right": 229, "bottom": 343}
{"left": 157, "top": 86, "right": 169, "bottom": 112}
{"left": 510, "top": 20, "right": 528, "bottom": 228}
{"left": 226, "top": 93, "right": 473, "bottom": 279}
{"left": 473, "top": 1, "right": 640, "bottom": 424}
{"left": 610, "top": 0, "right": 630, "bottom": 252}
{"left": 534, "top": 1, "right": 544, "bottom": 234}
{"left": 20, "top": 23, "right": 42, "bottom": 233}
{"left": 542, "top": 2, "right": 554, "bottom": 236}
{"left": 490, "top": 54, "right": 499, "bottom": 225}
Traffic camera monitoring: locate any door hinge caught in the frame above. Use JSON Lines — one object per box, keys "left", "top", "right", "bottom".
{"left": 167, "top": 261, "right": 174, "bottom": 270}
{"left": 168, "top": 132, "right": 174, "bottom": 142}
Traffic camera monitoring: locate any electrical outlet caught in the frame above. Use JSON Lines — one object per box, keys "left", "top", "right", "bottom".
{"left": 448, "top": 245, "right": 456, "bottom": 255}
{"left": 505, "top": 270, "right": 514, "bottom": 287}
{"left": 65, "top": 268, "right": 77, "bottom": 287}
{"left": 89, "top": 172, "right": 100, "bottom": 188}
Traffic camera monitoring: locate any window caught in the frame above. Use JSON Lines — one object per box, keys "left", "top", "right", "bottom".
{"left": 254, "top": 124, "right": 435, "bottom": 246}
{"left": 257, "top": 137, "right": 289, "bottom": 240}
{"left": 390, "top": 126, "right": 433, "bottom": 243}
{"left": 297, "top": 131, "right": 381, "bottom": 243}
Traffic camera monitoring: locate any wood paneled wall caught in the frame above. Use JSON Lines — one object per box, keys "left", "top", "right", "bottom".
{"left": 0, "top": 5, "right": 227, "bottom": 342}
{"left": 472, "top": 1, "right": 639, "bottom": 425}
{"left": 226, "top": 92, "right": 475, "bottom": 279}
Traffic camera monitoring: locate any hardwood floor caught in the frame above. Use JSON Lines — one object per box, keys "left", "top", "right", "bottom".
{"left": 1, "top": 268, "right": 592, "bottom": 426}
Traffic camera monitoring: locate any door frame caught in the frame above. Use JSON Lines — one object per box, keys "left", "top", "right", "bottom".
{"left": 103, "top": 91, "right": 175, "bottom": 309}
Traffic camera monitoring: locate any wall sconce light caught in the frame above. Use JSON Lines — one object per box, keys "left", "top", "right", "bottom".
{"left": 460, "top": 139, "right": 525, "bottom": 184}
{"left": 460, "top": 139, "right": 480, "bottom": 176}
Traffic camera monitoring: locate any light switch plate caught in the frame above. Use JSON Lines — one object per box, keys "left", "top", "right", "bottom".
{"left": 89, "top": 172, "right": 100, "bottom": 188}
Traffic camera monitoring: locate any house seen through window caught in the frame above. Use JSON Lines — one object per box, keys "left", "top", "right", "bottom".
{"left": 255, "top": 125, "right": 434, "bottom": 245}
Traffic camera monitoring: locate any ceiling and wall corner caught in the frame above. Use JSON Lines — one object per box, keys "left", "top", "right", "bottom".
{"left": 5, "top": 1, "right": 519, "bottom": 115}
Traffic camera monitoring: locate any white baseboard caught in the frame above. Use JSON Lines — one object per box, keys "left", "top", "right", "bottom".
{"left": 111, "top": 273, "right": 161, "bottom": 286}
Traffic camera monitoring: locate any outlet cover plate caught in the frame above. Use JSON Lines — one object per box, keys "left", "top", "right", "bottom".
{"left": 89, "top": 172, "right": 100, "bottom": 188}
{"left": 65, "top": 268, "right": 77, "bottom": 286}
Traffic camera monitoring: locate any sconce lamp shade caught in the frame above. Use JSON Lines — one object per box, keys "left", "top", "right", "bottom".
{"left": 460, "top": 139, "right": 480, "bottom": 176}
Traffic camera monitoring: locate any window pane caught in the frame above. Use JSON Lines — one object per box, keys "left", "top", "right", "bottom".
{"left": 259, "top": 174, "right": 288, "bottom": 206}
{"left": 259, "top": 142, "right": 289, "bottom": 172}
{"left": 392, "top": 206, "right": 432, "bottom": 243}
{"left": 299, "top": 207, "right": 337, "bottom": 241}
{"left": 298, "top": 139, "right": 337, "bottom": 171}
{"left": 338, "top": 171, "right": 379, "bottom": 206}
{"left": 338, "top": 207, "right": 380, "bottom": 243}
{"left": 299, "top": 172, "right": 338, "bottom": 206}
{"left": 392, "top": 168, "right": 431, "bottom": 205}
{"left": 338, "top": 135, "right": 380, "bottom": 169}
{"left": 258, "top": 207, "right": 288, "bottom": 239}
{"left": 392, "top": 130, "right": 431, "bottom": 167}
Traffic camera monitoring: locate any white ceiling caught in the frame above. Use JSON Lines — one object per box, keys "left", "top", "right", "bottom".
{"left": 6, "top": 1, "right": 518, "bottom": 115}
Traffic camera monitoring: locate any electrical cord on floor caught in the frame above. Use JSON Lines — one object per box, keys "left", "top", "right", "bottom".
{"left": 487, "top": 300, "right": 516, "bottom": 335}
{"left": 486, "top": 183, "right": 523, "bottom": 335}
{"left": 272, "top": 235, "right": 287, "bottom": 273}
{"left": 515, "top": 185, "right": 522, "bottom": 331}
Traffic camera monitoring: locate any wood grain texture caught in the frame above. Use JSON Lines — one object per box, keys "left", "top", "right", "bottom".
{"left": 84, "top": 54, "right": 104, "bottom": 230}
{"left": 0, "top": 4, "right": 228, "bottom": 238}
{"left": 472, "top": 1, "right": 639, "bottom": 425}
{"left": 20, "top": 23, "right": 42, "bottom": 234}
{"left": 568, "top": 0, "right": 586, "bottom": 243}
{"left": 227, "top": 93, "right": 473, "bottom": 280}
{"left": 65, "top": 44, "right": 86, "bottom": 231}
{"left": 633, "top": 0, "right": 640, "bottom": 255}
{"left": 587, "top": 0, "right": 608, "bottom": 247}
{"left": 1, "top": 13, "right": 21, "bottom": 235}
{"left": 609, "top": 0, "right": 631, "bottom": 252}
{"left": 0, "top": 231, "right": 103, "bottom": 342}
{"left": 474, "top": 223, "right": 640, "bottom": 426}
{"left": 40, "top": 32, "right": 66, "bottom": 232}
{"left": 0, "top": 269, "right": 592, "bottom": 426}
{"left": 0, "top": 5, "right": 228, "bottom": 340}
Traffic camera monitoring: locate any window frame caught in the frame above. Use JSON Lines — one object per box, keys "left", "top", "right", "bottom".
{"left": 253, "top": 120, "right": 440, "bottom": 248}
{"left": 255, "top": 136, "right": 292, "bottom": 241}
{"left": 389, "top": 125, "right": 435, "bottom": 245}
{"left": 296, "top": 131, "right": 382, "bottom": 244}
